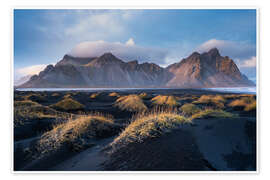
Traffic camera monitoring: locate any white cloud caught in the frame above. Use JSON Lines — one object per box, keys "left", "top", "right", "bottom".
{"left": 68, "top": 40, "right": 168, "bottom": 64}
{"left": 239, "top": 56, "right": 257, "bottom": 68}
{"left": 126, "top": 38, "right": 135, "bottom": 46}
{"left": 62, "top": 10, "right": 141, "bottom": 41}
{"left": 17, "top": 64, "right": 48, "bottom": 76}
{"left": 15, "top": 62, "right": 56, "bottom": 79}
{"left": 34, "top": 10, "right": 142, "bottom": 44}
{"left": 197, "top": 39, "right": 256, "bottom": 60}
{"left": 65, "top": 13, "right": 124, "bottom": 39}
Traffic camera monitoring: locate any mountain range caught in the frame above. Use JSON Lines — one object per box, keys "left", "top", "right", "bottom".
{"left": 18, "top": 48, "right": 254, "bottom": 88}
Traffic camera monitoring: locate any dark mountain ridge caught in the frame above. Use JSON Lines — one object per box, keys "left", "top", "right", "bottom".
{"left": 18, "top": 48, "right": 255, "bottom": 88}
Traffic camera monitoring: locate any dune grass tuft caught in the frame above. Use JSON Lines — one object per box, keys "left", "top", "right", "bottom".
{"left": 139, "top": 92, "right": 152, "bottom": 99}
{"left": 90, "top": 93, "right": 100, "bottom": 99}
{"left": 108, "top": 92, "right": 120, "bottom": 97}
{"left": 190, "top": 109, "right": 237, "bottom": 120}
{"left": 151, "top": 95, "right": 180, "bottom": 107}
{"left": 114, "top": 95, "right": 147, "bottom": 112}
{"left": 110, "top": 109, "right": 190, "bottom": 150}
{"left": 63, "top": 93, "right": 73, "bottom": 99}
{"left": 180, "top": 103, "right": 201, "bottom": 116}
{"left": 50, "top": 97, "right": 85, "bottom": 111}
{"left": 51, "top": 93, "right": 61, "bottom": 98}
{"left": 192, "top": 95, "right": 225, "bottom": 108}
{"left": 229, "top": 96, "right": 255, "bottom": 109}
{"left": 14, "top": 100, "right": 40, "bottom": 107}
{"left": 244, "top": 101, "right": 256, "bottom": 112}
{"left": 38, "top": 114, "right": 116, "bottom": 154}
{"left": 14, "top": 100, "right": 69, "bottom": 127}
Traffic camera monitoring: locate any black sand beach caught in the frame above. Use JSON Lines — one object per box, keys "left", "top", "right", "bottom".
{"left": 13, "top": 88, "right": 256, "bottom": 171}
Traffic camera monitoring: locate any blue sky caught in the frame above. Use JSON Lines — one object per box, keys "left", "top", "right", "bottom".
{"left": 14, "top": 9, "right": 257, "bottom": 82}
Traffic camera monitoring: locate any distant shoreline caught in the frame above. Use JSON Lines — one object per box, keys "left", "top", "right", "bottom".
{"left": 14, "top": 87, "right": 256, "bottom": 94}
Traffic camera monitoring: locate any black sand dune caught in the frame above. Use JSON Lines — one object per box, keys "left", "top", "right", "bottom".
{"left": 13, "top": 89, "right": 256, "bottom": 171}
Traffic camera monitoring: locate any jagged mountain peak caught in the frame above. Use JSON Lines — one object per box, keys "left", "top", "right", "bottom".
{"left": 99, "top": 52, "right": 116, "bottom": 58}
{"left": 166, "top": 48, "right": 254, "bottom": 87}
{"left": 86, "top": 52, "right": 124, "bottom": 67}
{"left": 98, "top": 52, "right": 123, "bottom": 63}
{"left": 188, "top": 52, "right": 201, "bottom": 59}
{"left": 56, "top": 54, "right": 96, "bottom": 66}
{"left": 207, "top": 47, "right": 221, "bottom": 57}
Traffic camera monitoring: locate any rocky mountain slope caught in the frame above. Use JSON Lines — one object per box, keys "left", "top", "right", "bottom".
{"left": 166, "top": 48, "right": 254, "bottom": 88}
{"left": 18, "top": 48, "right": 254, "bottom": 88}
{"left": 19, "top": 53, "right": 172, "bottom": 88}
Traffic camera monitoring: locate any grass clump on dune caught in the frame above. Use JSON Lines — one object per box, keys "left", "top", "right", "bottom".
{"left": 38, "top": 114, "right": 117, "bottom": 153}
{"left": 63, "top": 93, "right": 73, "bottom": 99}
{"left": 14, "top": 100, "right": 40, "bottom": 107}
{"left": 139, "top": 92, "right": 152, "bottom": 99}
{"left": 14, "top": 100, "right": 69, "bottom": 127}
{"left": 50, "top": 97, "right": 85, "bottom": 111}
{"left": 51, "top": 93, "right": 61, "bottom": 97}
{"left": 108, "top": 92, "right": 120, "bottom": 97}
{"left": 114, "top": 95, "right": 147, "bottom": 112}
{"left": 193, "top": 95, "right": 225, "bottom": 108}
{"left": 110, "top": 110, "right": 190, "bottom": 150}
{"left": 180, "top": 103, "right": 201, "bottom": 116}
{"left": 229, "top": 96, "right": 256, "bottom": 110}
{"left": 244, "top": 101, "right": 256, "bottom": 112}
{"left": 90, "top": 93, "right": 100, "bottom": 99}
{"left": 151, "top": 95, "right": 180, "bottom": 107}
{"left": 190, "top": 109, "right": 237, "bottom": 120}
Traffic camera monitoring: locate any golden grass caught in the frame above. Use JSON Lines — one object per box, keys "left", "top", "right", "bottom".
{"left": 192, "top": 95, "right": 225, "bottom": 108}
{"left": 180, "top": 103, "right": 201, "bottom": 116}
{"left": 190, "top": 109, "right": 237, "bottom": 120}
{"left": 50, "top": 97, "right": 85, "bottom": 111}
{"left": 224, "top": 94, "right": 256, "bottom": 100}
{"left": 63, "top": 93, "right": 72, "bottom": 99}
{"left": 151, "top": 95, "right": 180, "bottom": 106}
{"left": 229, "top": 96, "right": 256, "bottom": 111}
{"left": 38, "top": 114, "right": 115, "bottom": 154}
{"left": 90, "top": 93, "right": 100, "bottom": 99}
{"left": 51, "top": 93, "right": 60, "bottom": 97}
{"left": 14, "top": 100, "right": 40, "bottom": 107}
{"left": 14, "top": 100, "right": 70, "bottom": 127}
{"left": 244, "top": 101, "right": 256, "bottom": 111}
{"left": 224, "top": 94, "right": 240, "bottom": 99}
{"left": 111, "top": 110, "right": 190, "bottom": 149}
{"left": 139, "top": 92, "right": 152, "bottom": 99}
{"left": 114, "top": 95, "right": 147, "bottom": 112}
{"left": 108, "top": 92, "right": 120, "bottom": 97}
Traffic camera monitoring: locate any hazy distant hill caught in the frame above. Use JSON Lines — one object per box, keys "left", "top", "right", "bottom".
{"left": 18, "top": 48, "right": 254, "bottom": 88}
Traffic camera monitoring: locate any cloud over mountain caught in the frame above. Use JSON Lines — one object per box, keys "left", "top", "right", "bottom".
{"left": 16, "top": 64, "right": 48, "bottom": 76}
{"left": 197, "top": 39, "right": 256, "bottom": 60}
{"left": 239, "top": 56, "right": 257, "bottom": 68}
{"left": 68, "top": 40, "right": 168, "bottom": 64}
